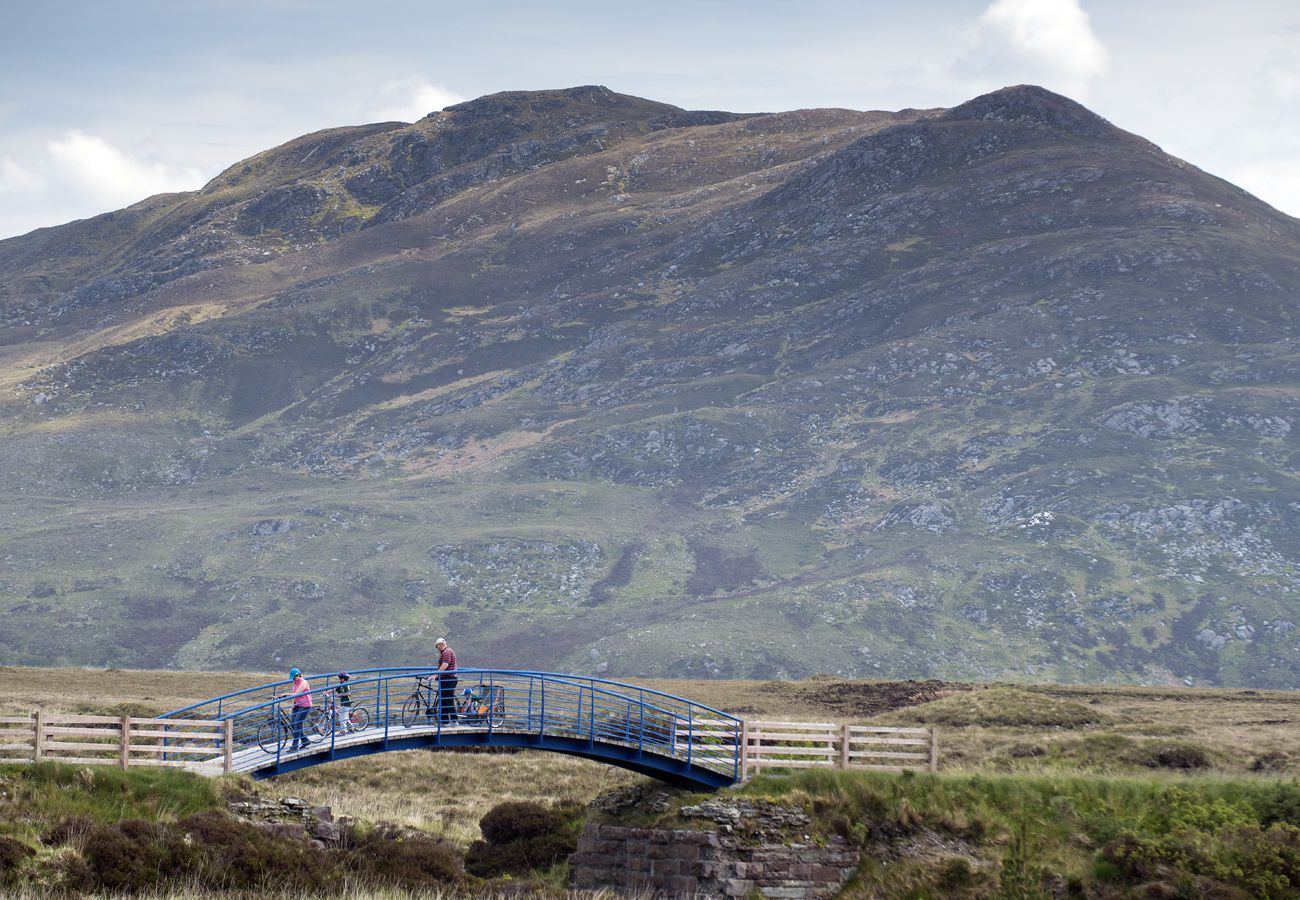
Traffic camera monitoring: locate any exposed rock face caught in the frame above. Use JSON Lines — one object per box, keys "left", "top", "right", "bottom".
{"left": 2, "top": 84, "right": 1300, "bottom": 686}
{"left": 571, "top": 819, "right": 859, "bottom": 899}
{"left": 226, "top": 797, "right": 344, "bottom": 847}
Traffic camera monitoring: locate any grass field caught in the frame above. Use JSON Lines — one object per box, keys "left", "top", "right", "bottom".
{"left": 1, "top": 665, "right": 1297, "bottom": 849}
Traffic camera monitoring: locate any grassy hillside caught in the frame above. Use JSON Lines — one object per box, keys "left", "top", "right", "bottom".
{"left": 2, "top": 86, "right": 1300, "bottom": 687}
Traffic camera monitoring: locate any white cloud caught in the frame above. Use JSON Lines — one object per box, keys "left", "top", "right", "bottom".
{"left": 958, "top": 0, "right": 1108, "bottom": 99}
{"left": 373, "top": 76, "right": 464, "bottom": 123}
{"left": 0, "top": 132, "right": 207, "bottom": 239}
{"left": 1229, "top": 160, "right": 1300, "bottom": 219}
{"left": 46, "top": 131, "right": 206, "bottom": 207}
{"left": 0, "top": 157, "right": 41, "bottom": 195}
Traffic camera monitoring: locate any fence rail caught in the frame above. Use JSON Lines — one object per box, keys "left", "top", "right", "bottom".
{"left": 0, "top": 712, "right": 232, "bottom": 774}
{"left": 0, "top": 702, "right": 939, "bottom": 782}
{"left": 738, "top": 720, "right": 937, "bottom": 775}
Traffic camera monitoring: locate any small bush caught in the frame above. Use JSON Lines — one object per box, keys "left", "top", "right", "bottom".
{"left": 82, "top": 819, "right": 192, "bottom": 892}
{"left": 0, "top": 835, "right": 33, "bottom": 885}
{"left": 41, "top": 815, "right": 96, "bottom": 848}
{"left": 179, "top": 811, "right": 331, "bottom": 891}
{"left": 344, "top": 825, "right": 462, "bottom": 888}
{"left": 466, "top": 800, "right": 584, "bottom": 878}
{"left": 1252, "top": 752, "right": 1291, "bottom": 774}
{"left": 466, "top": 831, "right": 578, "bottom": 878}
{"left": 1144, "top": 744, "right": 1209, "bottom": 771}
{"left": 479, "top": 800, "right": 571, "bottom": 845}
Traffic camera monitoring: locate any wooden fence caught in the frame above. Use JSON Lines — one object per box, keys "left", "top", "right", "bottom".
{"left": 0, "top": 712, "right": 934, "bottom": 782}
{"left": 0, "top": 712, "right": 231, "bottom": 774}
{"left": 689, "top": 719, "right": 938, "bottom": 779}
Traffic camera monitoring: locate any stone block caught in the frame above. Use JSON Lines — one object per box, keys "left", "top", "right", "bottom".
{"left": 665, "top": 875, "right": 699, "bottom": 895}
{"left": 652, "top": 858, "right": 680, "bottom": 878}
{"left": 683, "top": 860, "right": 720, "bottom": 878}
{"left": 723, "top": 879, "right": 755, "bottom": 897}
{"left": 760, "top": 887, "right": 809, "bottom": 899}
{"left": 308, "top": 820, "right": 341, "bottom": 843}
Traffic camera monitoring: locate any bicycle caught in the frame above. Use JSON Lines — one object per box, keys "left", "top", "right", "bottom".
{"left": 256, "top": 699, "right": 326, "bottom": 754}
{"left": 325, "top": 697, "right": 370, "bottom": 734}
{"left": 399, "top": 675, "right": 444, "bottom": 727}
{"left": 457, "top": 685, "right": 507, "bottom": 727}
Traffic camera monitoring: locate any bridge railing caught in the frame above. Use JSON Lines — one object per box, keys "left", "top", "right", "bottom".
{"left": 160, "top": 669, "right": 743, "bottom": 779}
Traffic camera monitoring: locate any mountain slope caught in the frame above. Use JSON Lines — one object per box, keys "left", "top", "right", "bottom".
{"left": 2, "top": 85, "right": 1299, "bottom": 687}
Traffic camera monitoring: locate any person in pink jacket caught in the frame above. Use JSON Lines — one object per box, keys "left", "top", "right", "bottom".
{"left": 288, "top": 668, "right": 312, "bottom": 752}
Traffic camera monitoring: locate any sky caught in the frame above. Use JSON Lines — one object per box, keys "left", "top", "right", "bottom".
{"left": 1, "top": 0, "right": 1298, "bottom": 240}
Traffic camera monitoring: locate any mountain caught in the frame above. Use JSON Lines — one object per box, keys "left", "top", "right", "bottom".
{"left": 3, "top": 85, "right": 1300, "bottom": 687}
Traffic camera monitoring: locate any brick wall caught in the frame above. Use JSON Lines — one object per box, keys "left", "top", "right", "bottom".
{"left": 571, "top": 822, "right": 859, "bottom": 898}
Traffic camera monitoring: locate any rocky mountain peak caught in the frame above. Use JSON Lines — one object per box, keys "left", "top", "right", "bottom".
{"left": 438, "top": 85, "right": 684, "bottom": 127}
{"left": 942, "top": 84, "right": 1119, "bottom": 139}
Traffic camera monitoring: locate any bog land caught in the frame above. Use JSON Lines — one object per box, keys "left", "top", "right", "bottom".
{"left": 3, "top": 668, "right": 1300, "bottom": 896}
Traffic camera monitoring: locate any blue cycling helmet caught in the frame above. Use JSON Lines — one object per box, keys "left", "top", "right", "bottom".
{"left": 289, "top": 668, "right": 301, "bottom": 679}
{"left": 462, "top": 687, "right": 472, "bottom": 696}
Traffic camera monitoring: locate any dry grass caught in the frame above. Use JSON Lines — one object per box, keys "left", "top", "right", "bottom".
{"left": 0, "top": 880, "right": 639, "bottom": 899}
{"left": 274, "top": 750, "right": 637, "bottom": 846}
{"left": 4, "top": 665, "right": 1299, "bottom": 847}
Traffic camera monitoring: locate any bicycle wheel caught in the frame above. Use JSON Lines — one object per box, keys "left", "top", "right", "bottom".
{"left": 489, "top": 689, "right": 506, "bottom": 727}
{"left": 304, "top": 707, "right": 328, "bottom": 742}
{"left": 348, "top": 706, "right": 370, "bottom": 731}
{"left": 400, "top": 693, "right": 426, "bottom": 728}
{"left": 257, "top": 716, "right": 285, "bottom": 754}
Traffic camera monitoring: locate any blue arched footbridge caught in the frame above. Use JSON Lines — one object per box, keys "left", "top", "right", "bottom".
{"left": 162, "top": 669, "right": 742, "bottom": 789}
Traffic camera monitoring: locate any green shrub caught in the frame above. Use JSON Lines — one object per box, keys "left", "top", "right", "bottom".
{"left": 178, "top": 811, "right": 331, "bottom": 891}
{"left": 343, "top": 825, "right": 462, "bottom": 888}
{"left": 478, "top": 800, "right": 573, "bottom": 845}
{"left": 466, "top": 800, "right": 584, "bottom": 878}
{"left": 0, "top": 835, "right": 33, "bottom": 886}
{"left": 41, "top": 815, "right": 96, "bottom": 847}
{"left": 1098, "top": 823, "right": 1300, "bottom": 898}
{"left": 82, "top": 819, "right": 193, "bottom": 892}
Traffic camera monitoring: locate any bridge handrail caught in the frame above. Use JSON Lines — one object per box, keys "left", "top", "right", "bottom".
{"left": 193, "top": 672, "right": 729, "bottom": 732}
{"left": 157, "top": 668, "right": 742, "bottom": 781}
{"left": 163, "top": 668, "right": 741, "bottom": 730}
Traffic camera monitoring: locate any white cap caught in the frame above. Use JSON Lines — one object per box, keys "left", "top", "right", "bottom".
{"left": 435, "top": 637, "right": 447, "bottom": 645}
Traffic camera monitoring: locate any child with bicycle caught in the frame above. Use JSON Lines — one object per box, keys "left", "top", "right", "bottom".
{"left": 331, "top": 672, "right": 354, "bottom": 734}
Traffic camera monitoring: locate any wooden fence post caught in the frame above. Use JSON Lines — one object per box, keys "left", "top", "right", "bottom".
{"left": 750, "top": 722, "right": 760, "bottom": 774}
{"left": 738, "top": 720, "right": 748, "bottom": 782}
{"left": 223, "top": 719, "right": 234, "bottom": 774}
{"left": 120, "top": 716, "right": 131, "bottom": 769}
{"left": 33, "top": 709, "right": 44, "bottom": 762}
{"left": 840, "top": 722, "right": 851, "bottom": 770}
{"left": 929, "top": 728, "right": 938, "bottom": 773}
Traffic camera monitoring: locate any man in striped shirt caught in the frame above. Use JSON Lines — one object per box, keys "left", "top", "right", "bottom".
{"left": 435, "top": 638, "right": 458, "bottom": 724}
